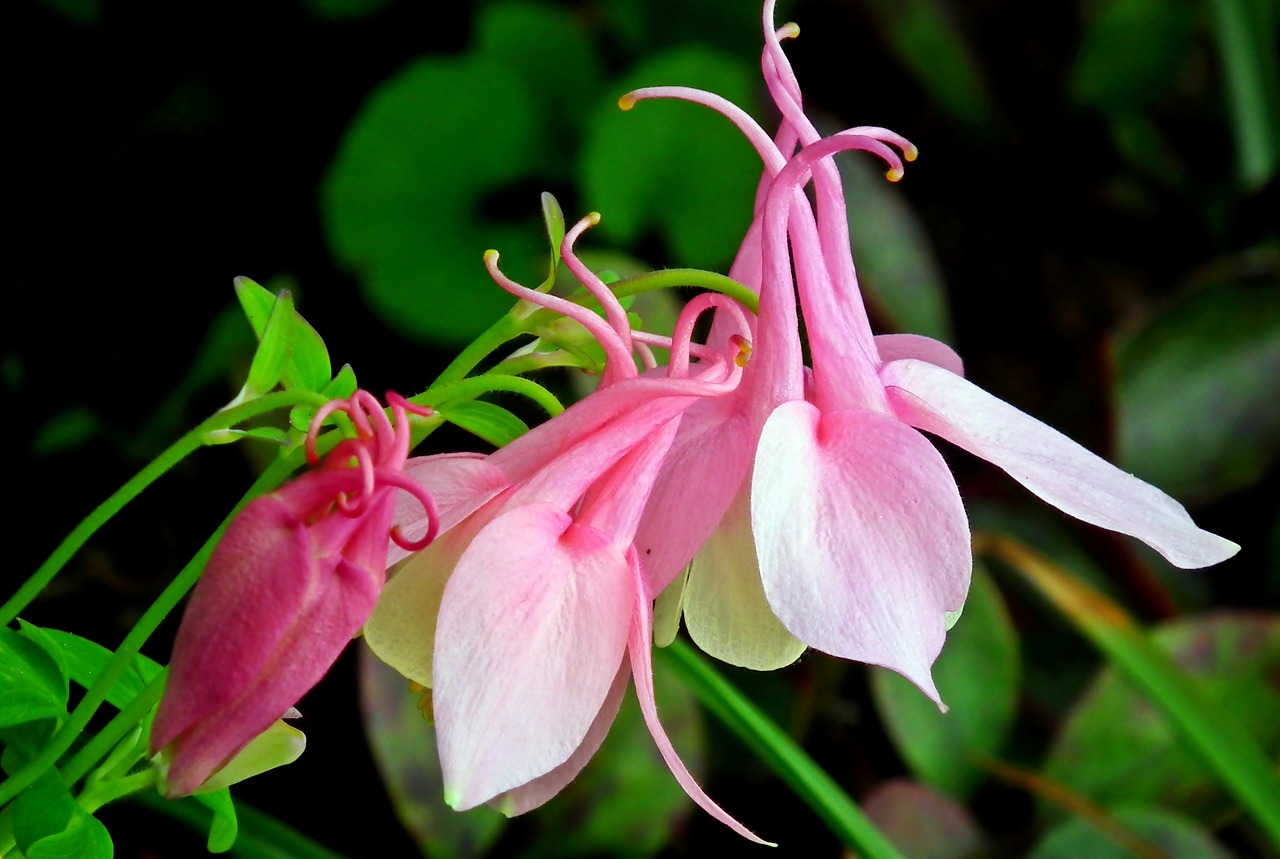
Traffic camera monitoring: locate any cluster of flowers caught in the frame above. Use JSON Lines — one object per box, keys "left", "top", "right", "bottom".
{"left": 151, "top": 0, "right": 1237, "bottom": 842}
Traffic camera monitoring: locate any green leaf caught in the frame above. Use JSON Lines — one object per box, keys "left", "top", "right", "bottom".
{"left": 31, "top": 406, "right": 103, "bottom": 456}
{"left": 1114, "top": 270, "right": 1280, "bottom": 503}
{"left": 1044, "top": 612, "right": 1280, "bottom": 822}
{"left": 239, "top": 289, "right": 295, "bottom": 401}
{"left": 1029, "top": 806, "right": 1234, "bottom": 859}
{"left": 582, "top": 47, "right": 760, "bottom": 269}
{"left": 0, "top": 628, "right": 68, "bottom": 728}
{"left": 871, "top": 566, "right": 1018, "bottom": 797}
{"left": 1209, "top": 0, "right": 1280, "bottom": 190}
{"left": 358, "top": 647, "right": 507, "bottom": 859}
{"left": 234, "top": 276, "right": 332, "bottom": 394}
{"left": 985, "top": 536, "right": 1280, "bottom": 846}
{"left": 838, "top": 150, "right": 953, "bottom": 342}
{"left": 540, "top": 191, "right": 566, "bottom": 287}
{"left": 17, "top": 623, "right": 161, "bottom": 711}
{"left": 13, "top": 772, "right": 78, "bottom": 854}
{"left": 26, "top": 812, "right": 114, "bottom": 859}
{"left": 322, "top": 53, "right": 543, "bottom": 346}
{"left": 862, "top": 780, "right": 990, "bottom": 859}
{"left": 1069, "top": 0, "right": 1199, "bottom": 112}
{"left": 439, "top": 400, "right": 530, "bottom": 448}
{"left": 191, "top": 789, "right": 239, "bottom": 853}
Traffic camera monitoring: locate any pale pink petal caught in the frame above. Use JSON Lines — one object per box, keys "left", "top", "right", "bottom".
{"left": 752, "top": 402, "right": 972, "bottom": 702}
{"left": 488, "top": 659, "right": 630, "bottom": 816}
{"left": 433, "top": 505, "right": 633, "bottom": 809}
{"left": 874, "top": 334, "right": 964, "bottom": 377}
{"left": 882, "top": 358, "right": 1241, "bottom": 569}
{"left": 633, "top": 396, "right": 755, "bottom": 593}
{"left": 387, "top": 453, "right": 509, "bottom": 565}
{"left": 683, "top": 484, "right": 806, "bottom": 670}
{"left": 626, "top": 555, "right": 773, "bottom": 845}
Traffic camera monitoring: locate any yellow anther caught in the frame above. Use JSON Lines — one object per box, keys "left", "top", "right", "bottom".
{"left": 781, "top": 22, "right": 800, "bottom": 39}
{"left": 484, "top": 249, "right": 500, "bottom": 264}
{"left": 735, "top": 337, "right": 753, "bottom": 367}
{"left": 905, "top": 145, "right": 920, "bottom": 162}
{"left": 586, "top": 211, "right": 602, "bottom": 225}
{"left": 618, "top": 92, "right": 638, "bottom": 111}
{"left": 886, "top": 167, "right": 905, "bottom": 183}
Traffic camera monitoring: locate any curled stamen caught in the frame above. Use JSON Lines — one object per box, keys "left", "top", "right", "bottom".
{"left": 669, "top": 292, "right": 753, "bottom": 377}
{"left": 385, "top": 391, "right": 435, "bottom": 465}
{"left": 485, "top": 248, "right": 637, "bottom": 380}
{"left": 621, "top": 86, "right": 785, "bottom": 175}
{"left": 378, "top": 468, "right": 441, "bottom": 551}
{"left": 327, "top": 439, "right": 376, "bottom": 517}
{"left": 561, "top": 214, "right": 633, "bottom": 350}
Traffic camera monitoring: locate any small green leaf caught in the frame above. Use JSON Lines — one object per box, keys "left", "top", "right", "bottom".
{"left": 439, "top": 400, "right": 530, "bottom": 448}
{"left": 540, "top": 191, "right": 566, "bottom": 287}
{"left": 26, "top": 811, "right": 114, "bottom": 859}
{"left": 17, "top": 623, "right": 161, "bottom": 710}
{"left": 13, "top": 772, "right": 78, "bottom": 854}
{"left": 233, "top": 276, "right": 332, "bottom": 393}
{"left": 871, "top": 566, "right": 1019, "bottom": 797}
{"left": 1070, "top": 0, "right": 1199, "bottom": 112}
{"left": 191, "top": 789, "right": 239, "bottom": 853}
{"left": 1029, "top": 806, "right": 1233, "bottom": 859}
{"left": 0, "top": 628, "right": 68, "bottom": 728}
{"left": 240, "top": 289, "right": 295, "bottom": 401}
{"left": 1114, "top": 270, "right": 1280, "bottom": 503}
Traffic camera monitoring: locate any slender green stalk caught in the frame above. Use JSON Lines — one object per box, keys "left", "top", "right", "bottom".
{"left": 430, "top": 313, "right": 526, "bottom": 389}
{"left": 0, "top": 458, "right": 294, "bottom": 807}
{"left": 1, "top": 390, "right": 323, "bottom": 628}
{"left": 135, "top": 792, "right": 353, "bottom": 859}
{"left": 659, "top": 640, "right": 907, "bottom": 859}
{"left": 612, "top": 269, "right": 759, "bottom": 314}
{"left": 61, "top": 671, "right": 167, "bottom": 786}
{"left": 978, "top": 533, "right": 1280, "bottom": 846}
{"left": 418, "top": 373, "right": 564, "bottom": 418}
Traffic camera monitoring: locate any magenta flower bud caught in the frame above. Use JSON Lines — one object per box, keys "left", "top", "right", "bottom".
{"left": 151, "top": 391, "right": 437, "bottom": 797}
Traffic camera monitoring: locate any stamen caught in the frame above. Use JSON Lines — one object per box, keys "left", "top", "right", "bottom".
{"left": 334, "top": 441, "right": 376, "bottom": 517}
{"left": 562, "top": 213, "right": 632, "bottom": 348}
{"left": 379, "top": 468, "right": 441, "bottom": 551}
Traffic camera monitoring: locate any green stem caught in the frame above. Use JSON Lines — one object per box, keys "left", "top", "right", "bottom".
{"left": 611, "top": 269, "right": 759, "bottom": 314}
{"left": 419, "top": 374, "right": 564, "bottom": 418}
{"left": 1, "top": 390, "right": 323, "bottom": 628}
{"left": 1209, "top": 0, "right": 1280, "bottom": 190}
{"left": 659, "top": 641, "right": 907, "bottom": 859}
{"left": 0, "top": 457, "right": 296, "bottom": 807}
{"left": 430, "top": 313, "right": 526, "bottom": 389}
{"left": 78, "top": 769, "right": 158, "bottom": 816}
{"left": 61, "top": 671, "right": 167, "bottom": 786}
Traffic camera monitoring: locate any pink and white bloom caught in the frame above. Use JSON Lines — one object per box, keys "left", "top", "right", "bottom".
{"left": 152, "top": 391, "right": 438, "bottom": 797}
{"left": 630, "top": 0, "right": 1239, "bottom": 699}
{"left": 363, "top": 217, "right": 769, "bottom": 842}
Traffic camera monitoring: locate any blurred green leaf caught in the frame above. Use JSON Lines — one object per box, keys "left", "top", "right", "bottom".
{"left": 13, "top": 772, "right": 80, "bottom": 855}
{"left": 1069, "top": 0, "right": 1199, "bottom": 112}
{"left": 1114, "top": 269, "right": 1280, "bottom": 503}
{"left": 358, "top": 646, "right": 507, "bottom": 859}
{"left": 0, "top": 628, "right": 67, "bottom": 728}
{"left": 862, "top": 780, "right": 989, "bottom": 859}
{"left": 439, "top": 399, "right": 530, "bottom": 448}
{"left": 39, "top": 0, "right": 101, "bottom": 25}
{"left": 871, "top": 566, "right": 1018, "bottom": 797}
{"left": 31, "top": 406, "right": 103, "bottom": 457}
{"left": 1029, "top": 806, "right": 1233, "bottom": 859}
{"left": 862, "top": 0, "right": 995, "bottom": 130}
{"left": 1044, "top": 612, "right": 1280, "bottom": 823}
{"left": 323, "top": 51, "right": 542, "bottom": 346}
{"left": 582, "top": 47, "right": 760, "bottom": 269}
{"left": 18, "top": 622, "right": 161, "bottom": 711}
{"left": 1209, "top": 0, "right": 1280, "bottom": 190}
{"left": 839, "top": 150, "right": 953, "bottom": 342}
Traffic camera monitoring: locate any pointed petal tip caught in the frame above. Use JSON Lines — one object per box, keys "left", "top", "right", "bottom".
{"left": 443, "top": 787, "right": 464, "bottom": 811}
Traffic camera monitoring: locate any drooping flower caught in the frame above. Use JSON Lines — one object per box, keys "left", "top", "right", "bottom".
{"left": 152, "top": 390, "right": 439, "bottom": 797}
{"left": 364, "top": 216, "right": 769, "bottom": 842}
{"left": 630, "top": 0, "right": 1239, "bottom": 698}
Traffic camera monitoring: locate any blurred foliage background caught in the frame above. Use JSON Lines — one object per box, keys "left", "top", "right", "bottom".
{"left": 7, "top": 0, "right": 1278, "bottom": 856}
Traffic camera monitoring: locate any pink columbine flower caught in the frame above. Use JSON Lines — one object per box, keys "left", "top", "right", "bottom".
{"left": 630, "top": 0, "right": 1239, "bottom": 699}
{"left": 152, "top": 391, "right": 439, "bottom": 797}
{"left": 363, "top": 216, "right": 769, "bottom": 842}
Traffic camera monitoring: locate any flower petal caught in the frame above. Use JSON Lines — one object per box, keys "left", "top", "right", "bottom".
{"left": 752, "top": 402, "right": 971, "bottom": 702}
{"left": 488, "top": 659, "right": 629, "bottom": 816}
{"left": 626, "top": 554, "right": 773, "bottom": 845}
{"left": 882, "top": 358, "right": 1241, "bottom": 569}
{"left": 874, "top": 334, "right": 964, "bottom": 377}
{"left": 683, "top": 484, "right": 806, "bottom": 671}
{"left": 387, "top": 453, "right": 509, "bottom": 565}
{"left": 433, "top": 505, "right": 633, "bottom": 808}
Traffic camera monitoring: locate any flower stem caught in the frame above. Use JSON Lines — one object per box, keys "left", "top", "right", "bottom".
{"left": 612, "top": 269, "right": 758, "bottom": 314}
{"left": 658, "top": 640, "right": 907, "bottom": 859}
{"left": 1, "top": 390, "right": 324, "bottom": 628}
